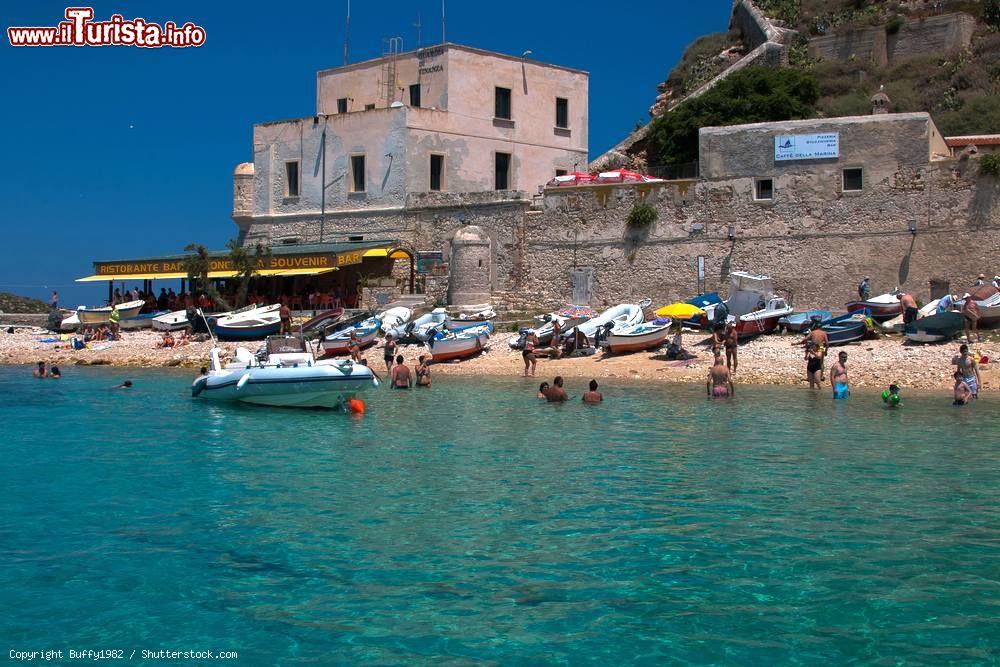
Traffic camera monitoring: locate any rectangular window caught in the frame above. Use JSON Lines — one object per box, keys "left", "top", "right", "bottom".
{"left": 284, "top": 161, "right": 300, "bottom": 197}
{"left": 409, "top": 84, "right": 421, "bottom": 108}
{"left": 555, "top": 169, "right": 567, "bottom": 177}
{"left": 555, "top": 97, "right": 569, "bottom": 129}
{"left": 350, "top": 155, "right": 366, "bottom": 193}
{"left": 337, "top": 97, "right": 348, "bottom": 114}
{"left": 364, "top": 103, "right": 375, "bottom": 111}
{"left": 495, "top": 152, "right": 511, "bottom": 190}
{"left": 430, "top": 154, "right": 444, "bottom": 191}
{"left": 843, "top": 167, "right": 863, "bottom": 192}
{"left": 754, "top": 178, "right": 773, "bottom": 201}
{"left": 494, "top": 87, "right": 512, "bottom": 120}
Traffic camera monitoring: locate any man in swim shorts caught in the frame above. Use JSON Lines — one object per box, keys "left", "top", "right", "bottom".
{"left": 899, "top": 290, "right": 918, "bottom": 326}
{"left": 953, "top": 371, "right": 973, "bottom": 405}
{"left": 544, "top": 376, "right": 568, "bottom": 403}
{"left": 961, "top": 294, "right": 981, "bottom": 343}
{"left": 952, "top": 343, "right": 980, "bottom": 399}
{"left": 707, "top": 352, "right": 734, "bottom": 398}
{"left": 390, "top": 354, "right": 412, "bottom": 389}
{"left": 830, "top": 351, "right": 849, "bottom": 399}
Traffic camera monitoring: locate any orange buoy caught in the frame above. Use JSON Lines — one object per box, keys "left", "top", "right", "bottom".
{"left": 346, "top": 398, "right": 365, "bottom": 415}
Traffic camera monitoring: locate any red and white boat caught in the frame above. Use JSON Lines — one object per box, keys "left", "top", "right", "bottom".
{"left": 604, "top": 321, "right": 671, "bottom": 354}
{"left": 425, "top": 326, "right": 489, "bottom": 362}
{"left": 735, "top": 296, "right": 794, "bottom": 339}
{"left": 845, "top": 293, "right": 902, "bottom": 322}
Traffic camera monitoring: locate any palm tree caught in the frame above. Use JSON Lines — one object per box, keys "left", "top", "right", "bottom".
{"left": 228, "top": 239, "right": 271, "bottom": 307}
{"left": 183, "top": 243, "right": 228, "bottom": 310}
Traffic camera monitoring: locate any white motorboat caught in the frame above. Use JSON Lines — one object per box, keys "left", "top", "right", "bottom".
{"left": 191, "top": 335, "right": 379, "bottom": 408}
{"left": 214, "top": 304, "right": 282, "bottom": 341}
{"left": 152, "top": 310, "right": 190, "bottom": 332}
{"left": 562, "top": 299, "right": 649, "bottom": 342}
{"left": 703, "top": 272, "right": 777, "bottom": 326}
{"left": 77, "top": 299, "right": 144, "bottom": 325}
{"left": 120, "top": 310, "right": 166, "bottom": 330}
{"left": 321, "top": 317, "right": 382, "bottom": 355}
{"left": 378, "top": 306, "right": 412, "bottom": 333}
{"left": 604, "top": 321, "right": 672, "bottom": 354}
{"left": 508, "top": 309, "right": 593, "bottom": 350}
{"left": 734, "top": 296, "right": 794, "bottom": 339}
{"left": 425, "top": 326, "right": 490, "bottom": 362}
{"left": 390, "top": 308, "right": 448, "bottom": 342}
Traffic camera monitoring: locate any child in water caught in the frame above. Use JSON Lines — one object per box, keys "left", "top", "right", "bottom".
{"left": 953, "top": 371, "right": 973, "bottom": 406}
{"left": 881, "top": 383, "right": 901, "bottom": 408}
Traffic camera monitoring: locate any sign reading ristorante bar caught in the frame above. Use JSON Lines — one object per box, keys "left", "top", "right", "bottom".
{"left": 94, "top": 249, "right": 368, "bottom": 276}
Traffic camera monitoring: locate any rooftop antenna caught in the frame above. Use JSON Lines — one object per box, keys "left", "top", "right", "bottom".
{"left": 441, "top": 0, "right": 446, "bottom": 44}
{"left": 414, "top": 12, "right": 422, "bottom": 48}
{"left": 343, "top": 0, "right": 350, "bottom": 65}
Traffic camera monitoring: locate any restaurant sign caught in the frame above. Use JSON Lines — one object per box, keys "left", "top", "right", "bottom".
{"left": 774, "top": 132, "right": 839, "bottom": 161}
{"left": 94, "top": 250, "right": 367, "bottom": 277}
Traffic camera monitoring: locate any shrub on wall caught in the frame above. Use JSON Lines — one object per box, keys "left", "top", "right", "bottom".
{"left": 980, "top": 154, "right": 1000, "bottom": 178}
{"left": 626, "top": 201, "right": 658, "bottom": 232}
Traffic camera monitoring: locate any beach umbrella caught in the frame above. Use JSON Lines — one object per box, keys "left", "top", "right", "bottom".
{"left": 655, "top": 303, "right": 705, "bottom": 319}
{"left": 557, "top": 305, "right": 598, "bottom": 319}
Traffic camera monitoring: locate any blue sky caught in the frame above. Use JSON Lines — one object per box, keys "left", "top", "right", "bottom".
{"left": 0, "top": 0, "right": 730, "bottom": 306}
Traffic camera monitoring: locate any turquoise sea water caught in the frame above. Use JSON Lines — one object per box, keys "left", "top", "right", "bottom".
{"left": 1, "top": 364, "right": 998, "bottom": 665}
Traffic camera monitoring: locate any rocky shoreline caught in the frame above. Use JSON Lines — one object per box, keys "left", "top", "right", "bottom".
{"left": 3, "top": 326, "right": 995, "bottom": 392}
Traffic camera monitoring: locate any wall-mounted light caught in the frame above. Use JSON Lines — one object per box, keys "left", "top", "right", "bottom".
{"left": 727, "top": 225, "right": 735, "bottom": 241}
{"left": 908, "top": 221, "right": 917, "bottom": 234}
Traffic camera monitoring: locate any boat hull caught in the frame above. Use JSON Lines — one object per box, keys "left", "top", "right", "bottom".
{"left": 300, "top": 309, "right": 344, "bottom": 334}
{"left": 215, "top": 321, "right": 282, "bottom": 340}
{"left": 903, "top": 311, "right": 965, "bottom": 344}
{"left": 193, "top": 365, "right": 375, "bottom": 408}
{"left": 605, "top": 324, "right": 670, "bottom": 354}
{"left": 426, "top": 333, "right": 488, "bottom": 362}
{"left": 120, "top": 311, "right": 165, "bottom": 330}
{"left": 778, "top": 310, "right": 831, "bottom": 332}
{"left": 321, "top": 318, "right": 382, "bottom": 355}
{"left": 152, "top": 310, "right": 190, "bottom": 331}
{"left": 846, "top": 299, "right": 901, "bottom": 322}
{"left": 821, "top": 313, "right": 868, "bottom": 346}
{"left": 78, "top": 299, "right": 144, "bottom": 324}
{"left": 736, "top": 314, "right": 785, "bottom": 339}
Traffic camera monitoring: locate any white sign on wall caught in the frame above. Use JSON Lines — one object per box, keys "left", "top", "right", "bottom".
{"left": 774, "top": 132, "right": 839, "bottom": 161}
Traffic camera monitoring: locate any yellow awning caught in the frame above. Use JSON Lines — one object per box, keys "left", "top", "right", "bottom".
{"left": 255, "top": 267, "right": 338, "bottom": 277}
{"left": 389, "top": 250, "right": 411, "bottom": 259}
{"left": 363, "top": 248, "right": 389, "bottom": 258}
{"left": 76, "top": 270, "right": 237, "bottom": 282}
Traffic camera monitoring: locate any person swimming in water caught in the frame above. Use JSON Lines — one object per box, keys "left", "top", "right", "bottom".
{"left": 33, "top": 361, "right": 47, "bottom": 378}
{"left": 115, "top": 380, "right": 133, "bottom": 389}
{"left": 536, "top": 381, "right": 549, "bottom": 400}
{"left": 953, "top": 370, "right": 973, "bottom": 405}
{"left": 48, "top": 366, "right": 61, "bottom": 379}
{"left": 830, "top": 351, "right": 849, "bottom": 399}
{"left": 582, "top": 379, "right": 603, "bottom": 404}
{"left": 707, "top": 352, "right": 734, "bottom": 398}
{"left": 881, "top": 383, "right": 901, "bottom": 407}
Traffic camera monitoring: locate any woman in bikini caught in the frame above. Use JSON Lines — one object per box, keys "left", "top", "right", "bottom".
{"left": 416, "top": 355, "right": 432, "bottom": 388}
{"left": 522, "top": 331, "right": 539, "bottom": 377}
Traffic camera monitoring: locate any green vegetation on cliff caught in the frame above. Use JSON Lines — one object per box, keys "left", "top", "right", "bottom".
{"left": 646, "top": 67, "right": 819, "bottom": 166}
{"left": 0, "top": 292, "right": 49, "bottom": 313}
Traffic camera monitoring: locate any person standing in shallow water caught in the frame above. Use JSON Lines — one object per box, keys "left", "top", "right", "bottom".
{"left": 707, "top": 352, "right": 734, "bottom": 398}
{"left": 805, "top": 341, "right": 823, "bottom": 390}
{"left": 544, "top": 376, "right": 568, "bottom": 402}
{"left": 390, "top": 355, "right": 412, "bottom": 389}
{"left": 383, "top": 333, "right": 397, "bottom": 374}
{"left": 582, "top": 379, "right": 603, "bottom": 404}
{"left": 415, "top": 355, "right": 431, "bottom": 388}
{"left": 953, "top": 371, "right": 973, "bottom": 405}
{"left": 952, "top": 343, "right": 980, "bottom": 399}
{"left": 536, "top": 381, "right": 549, "bottom": 400}
{"left": 830, "top": 351, "right": 849, "bottom": 399}
{"left": 724, "top": 321, "right": 739, "bottom": 373}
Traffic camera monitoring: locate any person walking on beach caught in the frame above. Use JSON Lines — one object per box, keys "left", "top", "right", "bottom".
{"left": 544, "top": 376, "right": 569, "bottom": 402}
{"left": 724, "top": 321, "right": 739, "bottom": 373}
{"left": 415, "top": 355, "right": 431, "bottom": 388}
{"left": 899, "top": 290, "right": 918, "bottom": 326}
{"left": 858, "top": 276, "right": 872, "bottom": 301}
{"left": 279, "top": 302, "right": 292, "bottom": 335}
{"left": 805, "top": 341, "right": 823, "bottom": 390}
{"left": 707, "top": 352, "right": 734, "bottom": 398}
{"left": 830, "top": 351, "right": 849, "bottom": 399}
{"left": 550, "top": 319, "right": 561, "bottom": 347}
{"left": 390, "top": 355, "right": 412, "bottom": 389}
{"left": 711, "top": 324, "right": 724, "bottom": 358}
{"left": 383, "top": 334, "right": 398, "bottom": 374}
{"left": 523, "top": 331, "right": 539, "bottom": 377}
{"left": 33, "top": 361, "right": 47, "bottom": 378}
{"left": 952, "top": 344, "right": 980, "bottom": 399}
{"left": 582, "top": 379, "right": 603, "bottom": 404}
{"left": 348, "top": 330, "right": 362, "bottom": 362}
{"left": 953, "top": 370, "right": 973, "bottom": 405}
{"left": 804, "top": 320, "right": 829, "bottom": 380}
{"left": 961, "top": 295, "right": 981, "bottom": 342}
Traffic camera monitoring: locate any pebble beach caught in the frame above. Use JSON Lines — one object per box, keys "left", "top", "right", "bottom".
{"left": 3, "top": 325, "right": 995, "bottom": 392}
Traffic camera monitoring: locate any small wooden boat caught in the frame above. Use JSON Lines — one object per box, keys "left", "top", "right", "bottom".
{"left": 846, "top": 293, "right": 901, "bottom": 322}
{"left": 300, "top": 308, "right": 344, "bottom": 334}
{"left": 957, "top": 286, "right": 1000, "bottom": 327}
{"left": 881, "top": 299, "right": 940, "bottom": 334}
{"left": 448, "top": 319, "right": 494, "bottom": 335}
{"left": 735, "top": 297, "right": 794, "bottom": 339}
{"left": 426, "top": 329, "right": 489, "bottom": 362}
{"left": 214, "top": 304, "right": 281, "bottom": 341}
{"left": 821, "top": 312, "right": 868, "bottom": 346}
{"left": 778, "top": 310, "right": 831, "bottom": 332}
{"left": 604, "top": 321, "right": 671, "bottom": 354}
{"left": 321, "top": 317, "right": 381, "bottom": 355}
{"left": 903, "top": 311, "right": 966, "bottom": 343}
{"left": 77, "top": 299, "right": 144, "bottom": 325}
{"left": 192, "top": 335, "right": 378, "bottom": 408}
{"left": 120, "top": 310, "right": 167, "bottom": 330}
{"left": 152, "top": 310, "right": 190, "bottom": 331}
{"left": 446, "top": 307, "right": 496, "bottom": 328}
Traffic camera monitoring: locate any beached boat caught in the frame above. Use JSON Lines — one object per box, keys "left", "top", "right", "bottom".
{"left": 846, "top": 293, "right": 901, "bottom": 322}
{"left": 881, "top": 299, "right": 940, "bottom": 333}
{"left": 191, "top": 335, "right": 378, "bottom": 408}
{"left": 77, "top": 299, "right": 144, "bottom": 325}
{"left": 214, "top": 304, "right": 281, "bottom": 341}
{"left": 562, "top": 300, "right": 649, "bottom": 343}
{"left": 321, "top": 317, "right": 382, "bottom": 355}
{"left": 778, "top": 310, "right": 832, "bottom": 332}
{"left": 735, "top": 296, "right": 794, "bottom": 339}
{"left": 390, "top": 308, "right": 447, "bottom": 343}
{"left": 604, "top": 321, "right": 671, "bottom": 354}
{"left": 684, "top": 292, "right": 722, "bottom": 329}
{"left": 903, "top": 311, "right": 966, "bottom": 343}
{"left": 299, "top": 308, "right": 344, "bottom": 334}
{"left": 508, "top": 308, "right": 594, "bottom": 350}
{"left": 820, "top": 312, "right": 868, "bottom": 346}
{"left": 956, "top": 286, "right": 1000, "bottom": 327}
{"left": 152, "top": 310, "right": 190, "bottom": 332}
{"left": 446, "top": 307, "right": 496, "bottom": 328}
{"left": 702, "top": 273, "right": 780, "bottom": 328}
{"left": 120, "top": 310, "right": 167, "bottom": 330}
{"left": 378, "top": 306, "right": 412, "bottom": 333}
{"left": 426, "top": 328, "right": 489, "bottom": 362}
{"left": 448, "top": 319, "right": 494, "bottom": 335}
{"left": 59, "top": 311, "right": 80, "bottom": 332}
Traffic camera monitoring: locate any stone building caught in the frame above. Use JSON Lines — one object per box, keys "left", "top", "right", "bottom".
{"left": 945, "top": 135, "right": 1000, "bottom": 157}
